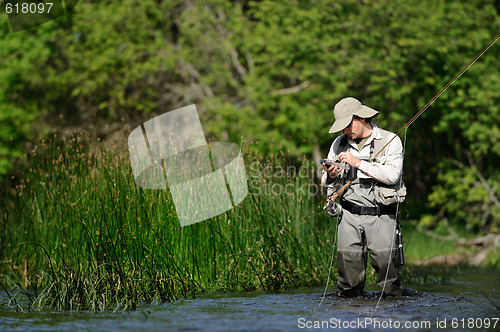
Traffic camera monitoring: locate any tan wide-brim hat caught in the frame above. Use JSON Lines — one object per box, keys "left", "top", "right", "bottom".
{"left": 328, "top": 97, "right": 380, "bottom": 133}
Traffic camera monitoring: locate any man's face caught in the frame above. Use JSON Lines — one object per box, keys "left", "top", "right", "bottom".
{"left": 343, "top": 117, "right": 363, "bottom": 139}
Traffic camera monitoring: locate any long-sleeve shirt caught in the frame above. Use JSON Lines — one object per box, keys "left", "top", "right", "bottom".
{"left": 321, "top": 123, "right": 403, "bottom": 207}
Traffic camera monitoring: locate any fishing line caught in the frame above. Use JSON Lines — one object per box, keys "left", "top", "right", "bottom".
{"left": 369, "top": 34, "right": 499, "bottom": 309}
{"left": 320, "top": 34, "right": 498, "bottom": 316}
{"left": 315, "top": 217, "right": 339, "bottom": 310}
{"left": 373, "top": 127, "right": 408, "bottom": 314}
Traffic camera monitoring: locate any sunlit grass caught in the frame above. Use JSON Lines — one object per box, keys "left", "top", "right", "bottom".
{"left": 1, "top": 132, "right": 337, "bottom": 311}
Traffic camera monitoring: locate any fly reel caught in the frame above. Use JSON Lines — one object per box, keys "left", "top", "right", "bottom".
{"left": 323, "top": 200, "right": 342, "bottom": 217}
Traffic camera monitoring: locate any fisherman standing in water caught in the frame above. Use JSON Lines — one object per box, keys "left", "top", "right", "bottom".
{"left": 321, "top": 97, "right": 406, "bottom": 297}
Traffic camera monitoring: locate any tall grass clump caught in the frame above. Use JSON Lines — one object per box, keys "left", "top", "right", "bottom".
{"left": 0, "top": 132, "right": 338, "bottom": 311}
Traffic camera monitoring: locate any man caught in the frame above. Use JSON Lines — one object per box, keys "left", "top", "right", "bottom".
{"left": 321, "top": 97, "right": 404, "bottom": 297}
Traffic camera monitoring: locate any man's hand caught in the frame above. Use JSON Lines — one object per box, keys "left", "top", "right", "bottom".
{"left": 322, "top": 161, "right": 342, "bottom": 178}
{"left": 338, "top": 151, "right": 361, "bottom": 168}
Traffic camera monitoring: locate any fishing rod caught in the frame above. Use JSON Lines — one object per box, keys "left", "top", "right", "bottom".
{"left": 323, "top": 33, "right": 500, "bottom": 216}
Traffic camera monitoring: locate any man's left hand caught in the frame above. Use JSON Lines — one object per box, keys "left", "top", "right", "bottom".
{"left": 338, "top": 151, "right": 361, "bottom": 168}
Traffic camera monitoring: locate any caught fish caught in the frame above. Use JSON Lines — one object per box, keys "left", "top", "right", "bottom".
{"left": 319, "top": 159, "right": 350, "bottom": 171}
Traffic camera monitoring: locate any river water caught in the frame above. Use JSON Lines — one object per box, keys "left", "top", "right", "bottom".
{"left": 1, "top": 268, "right": 499, "bottom": 331}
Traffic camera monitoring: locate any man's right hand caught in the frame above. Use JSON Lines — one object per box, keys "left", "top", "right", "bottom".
{"left": 323, "top": 161, "right": 342, "bottom": 178}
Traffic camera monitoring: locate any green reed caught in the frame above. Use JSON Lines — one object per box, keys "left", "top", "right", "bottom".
{"left": 1, "top": 133, "right": 337, "bottom": 311}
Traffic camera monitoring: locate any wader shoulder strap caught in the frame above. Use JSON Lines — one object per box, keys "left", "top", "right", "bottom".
{"left": 373, "top": 128, "right": 393, "bottom": 158}
{"left": 336, "top": 134, "right": 349, "bottom": 154}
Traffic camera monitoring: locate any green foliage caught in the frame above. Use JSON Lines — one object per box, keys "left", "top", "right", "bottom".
{"left": 428, "top": 157, "right": 500, "bottom": 233}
